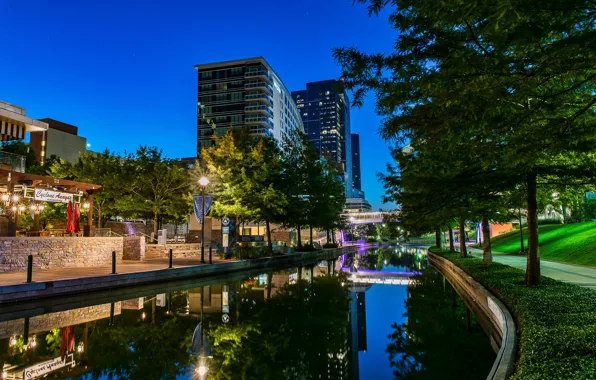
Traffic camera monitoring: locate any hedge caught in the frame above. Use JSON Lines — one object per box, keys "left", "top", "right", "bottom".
{"left": 429, "top": 247, "right": 596, "bottom": 380}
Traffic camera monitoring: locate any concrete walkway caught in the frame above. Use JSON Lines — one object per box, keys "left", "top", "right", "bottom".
{"left": 467, "top": 247, "right": 596, "bottom": 290}
{"left": 0, "top": 257, "right": 229, "bottom": 286}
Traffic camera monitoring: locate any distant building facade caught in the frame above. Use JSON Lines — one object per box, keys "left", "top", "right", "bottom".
{"left": 194, "top": 57, "right": 303, "bottom": 155}
{"left": 351, "top": 133, "right": 361, "bottom": 195}
{"left": 344, "top": 198, "right": 372, "bottom": 213}
{"left": 30, "top": 118, "right": 86, "bottom": 163}
{"left": 292, "top": 80, "right": 353, "bottom": 198}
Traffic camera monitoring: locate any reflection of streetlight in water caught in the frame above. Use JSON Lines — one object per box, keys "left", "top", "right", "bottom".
{"left": 192, "top": 287, "right": 213, "bottom": 378}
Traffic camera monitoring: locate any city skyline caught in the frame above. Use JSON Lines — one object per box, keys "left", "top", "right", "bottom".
{"left": 0, "top": 0, "right": 395, "bottom": 210}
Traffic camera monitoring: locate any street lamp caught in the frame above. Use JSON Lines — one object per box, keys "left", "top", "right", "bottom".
{"left": 198, "top": 177, "right": 209, "bottom": 264}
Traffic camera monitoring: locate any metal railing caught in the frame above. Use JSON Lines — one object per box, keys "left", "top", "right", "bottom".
{"left": 0, "top": 150, "right": 26, "bottom": 173}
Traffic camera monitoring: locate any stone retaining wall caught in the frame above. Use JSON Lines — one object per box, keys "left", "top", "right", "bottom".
{"left": 0, "top": 303, "right": 122, "bottom": 339}
{"left": 145, "top": 243, "right": 203, "bottom": 259}
{"left": 428, "top": 252, "right": 516, "bottom": 380}
{"left": 123, "top": 236, "right": 145, "bottom": 261}
{"left": 0, "top": 237, "right": 124, "bottom": 272}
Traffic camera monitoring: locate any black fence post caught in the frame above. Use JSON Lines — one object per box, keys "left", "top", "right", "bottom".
{"left": 169, "top": 248, "right": 173, "bottom": 269}
{"left": 209, "top": 246, "right": 213, "bottom": 264}
{"left": 26, "top": 255, "right": 33, "bottom": 283}
{"left": 112, "top": 251, "right": 116, "bottom": 274}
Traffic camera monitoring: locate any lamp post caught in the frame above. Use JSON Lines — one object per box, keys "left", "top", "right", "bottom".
{"left": 198, "top": 177, "right": 210, "bottom": 264}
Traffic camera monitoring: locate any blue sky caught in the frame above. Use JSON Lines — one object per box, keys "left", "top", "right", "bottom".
{"left": 0, "top": 0, "right": 396, "bottom": 210}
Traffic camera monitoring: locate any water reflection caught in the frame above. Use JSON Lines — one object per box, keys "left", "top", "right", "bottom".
{"left": 0, "top": 246, "right": 495, "bottom": 380}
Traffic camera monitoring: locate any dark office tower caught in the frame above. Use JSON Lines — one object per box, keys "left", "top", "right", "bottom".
{"left": 194, "top": 57, "right": 303, "bottom": 156}
{"left": 351, "top": 133, "right": 361, "bottom": 193}
{"left": 292, "top": 80, "right": 353, "bottom": 198}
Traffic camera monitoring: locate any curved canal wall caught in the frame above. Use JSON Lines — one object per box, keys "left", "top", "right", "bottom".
{"left": 428, "top": 252, "right": 516, "bottom": 380}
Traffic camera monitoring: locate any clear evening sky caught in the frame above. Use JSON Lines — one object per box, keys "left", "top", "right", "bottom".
{"left": 1, "top": 0, "right": 396, "bottom": 210}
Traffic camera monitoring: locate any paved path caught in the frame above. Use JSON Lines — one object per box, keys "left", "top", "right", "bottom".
{"left": 467, "top": 247, "right": 596, "bottom": 290}
{"left": 0, "top": 257, "right": 231, "bottom": 286}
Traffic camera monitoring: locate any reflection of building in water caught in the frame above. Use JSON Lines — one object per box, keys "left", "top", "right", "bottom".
{"left": 348, "top": 284, "right": 372, "bottom": 380}
{"left": 188, "top": 284, "right": 239, "bottom": 323}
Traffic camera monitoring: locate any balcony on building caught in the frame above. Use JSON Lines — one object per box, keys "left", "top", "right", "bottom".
{"left": 244, "top": 81, "right": 273, "bottom": 96}
{"left": 245, "top": 105, "right": 274, "bottom": 118}
{"left": 245, "top": 116, "right": 274, "bottom": 130}
{"left": 244, "top": 93, "right": 273, "bottom": 107}
{"left": 244, "top": 70, "right": 272, "bottom": 84}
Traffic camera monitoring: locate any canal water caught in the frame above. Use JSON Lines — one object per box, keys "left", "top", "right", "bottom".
{"left": 0, "top": 246, "right": 495, "bottom": 379}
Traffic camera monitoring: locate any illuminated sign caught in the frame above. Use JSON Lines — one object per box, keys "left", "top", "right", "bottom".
{"left": 24, "top": 354, "right": 75, "bottom": 379}
{"left": 34, "top": 189, "right": 73, "bottom": 203}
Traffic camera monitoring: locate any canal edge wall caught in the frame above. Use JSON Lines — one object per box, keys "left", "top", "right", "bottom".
{"left": 0, "top": 246, "right": 356, "bottom": 304}
{"left": 428, "top": 252, "right": 516, "bottom": 380}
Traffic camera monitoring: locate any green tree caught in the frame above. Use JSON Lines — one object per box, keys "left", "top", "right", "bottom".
{"left": 335, "top": 0, "right": 596, "bottom": 284}
{"left": 49, "top": 150, "right": 132, "bottom": 228}
{"left": 119, "top": 146, "right": 189, "bottom": 240}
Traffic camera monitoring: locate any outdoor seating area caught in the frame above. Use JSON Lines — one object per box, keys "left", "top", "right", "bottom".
{"left": 0, "top": 168, "right": 102, "bottom": 237}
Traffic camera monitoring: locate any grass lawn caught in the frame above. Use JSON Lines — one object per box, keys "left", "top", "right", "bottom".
{"left": 489, "top": 221, "right": 596, "bottom": 266}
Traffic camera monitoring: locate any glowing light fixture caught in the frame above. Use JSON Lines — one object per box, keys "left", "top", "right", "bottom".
{"left": 198, "top": 177, "right": 210, "bottom": 187}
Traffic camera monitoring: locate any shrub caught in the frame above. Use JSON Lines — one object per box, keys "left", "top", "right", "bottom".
{"left": 429, "top": 247, "right": 596, "bottom": 379}
{"left": 522, "top": 218, "right": 562, "bottom": 227}
{"left": 323, "top": 242, "right": 338, "bottom": 249}
{"left": 296, "top": 244, "right": 317, "bottom": 252}
{"left": 231, "top": 246, "right": 272, "bottom": 259}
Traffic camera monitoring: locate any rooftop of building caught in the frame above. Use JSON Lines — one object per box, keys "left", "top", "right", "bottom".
{"left": 0, "top": 100, "right": 48, "bottom": 133}
{"left": 38, "top": 118, "right": 78, "bottom": 135}
{"left": 194, "top": 56, "right": 272, "bottom": 71}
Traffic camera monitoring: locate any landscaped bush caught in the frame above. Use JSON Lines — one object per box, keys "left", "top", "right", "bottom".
{"left": 322, "top": 242, "right": 338, "bottom": 249}
{"left": 231, "top": 246, "right": 273, "bottom": 259}
{"left": 295, "top": 244, "right": 318, "bottom": 252}
{"left": 521, "top": 218, "right": 562, "bottom": 227}
{"left": 429, "top": 247, "right": 596, "bottom": 379}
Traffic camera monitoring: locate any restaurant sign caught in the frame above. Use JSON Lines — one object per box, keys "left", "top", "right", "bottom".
{"left": 34, "top": 189, "right": 73, "bottom": 203}
{"left": 24, "top": 354, "right": 75, "bottom": 379}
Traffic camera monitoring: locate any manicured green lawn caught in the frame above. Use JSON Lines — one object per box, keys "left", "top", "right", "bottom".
{"left": 490, "top": 222, "right": 596, "bottom": 266}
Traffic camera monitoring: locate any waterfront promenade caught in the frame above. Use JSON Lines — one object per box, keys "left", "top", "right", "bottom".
{"left": 0, "top": 246, "right": 356, "bottom": 304}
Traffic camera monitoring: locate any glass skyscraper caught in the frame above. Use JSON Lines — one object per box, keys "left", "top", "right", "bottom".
{"left": 292, "top": 80, "right": 353, "bottom": 198}
{"left": 194, "top": 57, "right": 303, "bottom": 155}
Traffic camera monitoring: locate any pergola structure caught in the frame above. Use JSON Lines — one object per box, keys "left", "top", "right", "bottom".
{"left": 0, "top": 169, "right": 103, "bottom": 236}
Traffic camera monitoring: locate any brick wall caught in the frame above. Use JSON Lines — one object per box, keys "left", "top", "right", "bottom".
{"left": 0, "top": 303, "right": 122, "bottom": 339}
{"left": 123, "top": 236, "right": 145, "bottom": 261}
{"left": 0, "top": 237, "right": 124, "bottom": 272}
{"left": 145, "top": 243, "right": 203, "bottom": 259}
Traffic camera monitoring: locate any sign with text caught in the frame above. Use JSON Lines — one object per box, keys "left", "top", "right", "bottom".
{"left": 24, "top": 354, "right": 75, "bottom": 379}
{"left": 34, "top": 189, "right": 73, "bottom": 204}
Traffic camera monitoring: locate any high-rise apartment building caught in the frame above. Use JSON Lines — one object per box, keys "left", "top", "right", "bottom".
{"left": 292, "top": 80, "right": 353, "bottom": 198}
{"left": 194, "top": 57, "right": 303, "bottom": 155}
{"left": 351, "top": 133, "right": 361, "bottom": 194}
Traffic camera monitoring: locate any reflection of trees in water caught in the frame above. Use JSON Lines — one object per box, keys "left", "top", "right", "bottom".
{"left": 386, "top": 268, "right": 495, "bottom": 379}
{"left": 208, "top": 276, "right": 350, "bottom": 379}
{"left": 76, "top": 292, "right": 196, "bottom": 380}
{"left": 344, "top": 249, "right": 427, "bottom": 271}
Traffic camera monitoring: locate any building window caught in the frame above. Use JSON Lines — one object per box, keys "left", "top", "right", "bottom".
{"left": 202, "top": 71, "right": 213, "bottom": 79}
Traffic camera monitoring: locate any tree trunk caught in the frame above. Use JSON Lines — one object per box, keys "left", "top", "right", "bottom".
{"left": 153, "top": 212, "right": 159, "bottom": 243}
{"left": 332, "top": 229, "right": 336, "bottom": 244}
{"left": 519, "top": 209, "right": 525, "bottom": 253}
{"left": 458, "top": 215, "right": 467, "bottom": 258}
{"left": 96, "top": 208, "right": 103, "bottom": 229}
{"left": 326, "top": 229, "right": 330, "bottom": 244}
{"left": 481, "top": 216, "right": 492, "bottom": 264}
{"left": 435, "top": 228, "right": 443, "bottom": 250}
{"left": 309, "top": 226, "right": 313, "bottom": 246}
{"left": 448, "top": 225, "right": 455, "bottom": 253}
{"left": 266, "top": 272, "right": 272, "bottom": 300}
{"left": 297, "top": 224, "right": 302, "bottom": 248}
{"left": 525, "top": 173, "right": 540, "bottom": 285}
{"left": 265, "top": 218, "right": 273, "bottom": 253}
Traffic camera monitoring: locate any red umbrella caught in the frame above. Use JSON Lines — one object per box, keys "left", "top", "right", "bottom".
{"left": 66, "top": 201, "right": 75, "bottom": 234}
{"left": 74, "top": 203, "right": 81, "bottom": 233}
{"left": 60, "top": 326, "right": 75, "bottom": 360}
